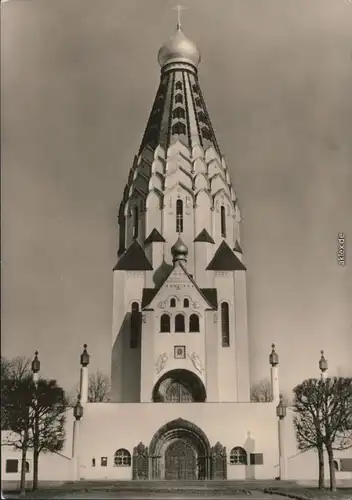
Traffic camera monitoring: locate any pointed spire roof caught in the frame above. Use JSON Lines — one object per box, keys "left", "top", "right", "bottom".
{"left": 138, "top": 27, "right": 221, "bottom": 156}
{"left": 144, "top": 228, "right": 166, "bottom": 244}
{"left": 194, "top": 229, "right": 215, "bottom": 244}
{"left": 206, "top": 240, "right": 246, "bottom": 271}
{"left": 113, "top": 240, "right": 153, "bottom": 271}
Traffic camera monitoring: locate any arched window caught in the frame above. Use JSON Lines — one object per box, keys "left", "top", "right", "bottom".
{"left": 221, "top": 302, "right": 230, "bottom": 347}
{"left": 175, "top": 93, "right": 183, "bottom": 103}
{"left": 175, "top": 81, "right": 183, "bottom": 90}
{"left": 220, "top": 206, "right": 226, "bottom": 238}
{"left": 183, "top": 298, "right": 189, "bottom": 308}
{"left": 176, "top": 199, "right": 183, "bottom": 233}
{"left": 201, "top": 127, "right": 211, "bottom": 140}
{"left": 170, "top": 298, "right": 176, "bottom": 308}
{"left": 198, "top": 111, "right": 206, "bottom": 123}
{"left": 195, "top": 97, "right": 201, "bottom": 107}
{"left": 160, "top": 314, "right": 171, "bottom": 333}
{"left": 192, "top": 84, "right": 199, "bottom": 93}
{"left": 133, "top": 206, "right": 139, "bottom": 239}
{"left": 189, "top": 314, "right": 200, "bottom": 333}
{"left": 114, "top": 449, "right": 131, "bottom": 467}
{"left": 130, "top": 302, "right": 141, "bottom": 348}
{"left": 175, "top": 314, "right": 185, "bottom": 333}
{"left": 229, "top": 447, "right": 247, "bottom": 465}
{"left": 172, "top": 107, "right": 185, "bottom": 119}
{"left": 172, "top": 122, "right": 186, "bottom": 135}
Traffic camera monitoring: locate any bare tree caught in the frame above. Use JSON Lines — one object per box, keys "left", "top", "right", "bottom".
{"left": 67, "top": 369, "right": 111, "bottom": 404}
{"left": 88, "top": 370, "right": 111, "bottom": 402}
{"left": 250, "top": 378, "right": 273, "bottom": 402}
{"left": 293, "top": 377, "right": 352, "bottom": 491}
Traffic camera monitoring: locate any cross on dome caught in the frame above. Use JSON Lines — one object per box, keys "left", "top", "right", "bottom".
{"left": 172, "top": 4, "right": 188, "bottom": 30}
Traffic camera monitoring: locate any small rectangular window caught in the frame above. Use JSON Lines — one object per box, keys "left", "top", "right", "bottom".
{"left": 340, "top": 458, "right": 352, "bottom": 472}
{"left": 92, "top": 458, "right": 96, "bottom": 467}
{"left": 250, "top": 453, "right": 264, "bottom": 465}
{"left": 101, "top": 457, "right": 108, "bottom": 467}
{"left": 6, "top": 459, "right": 19, "bottom": 473}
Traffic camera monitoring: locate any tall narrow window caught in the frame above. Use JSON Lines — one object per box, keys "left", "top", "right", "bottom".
{"left": 160, "top": 314, "right": 171, "bottom": 333}
{"left": 176, "top": 199, "right": 183, "bottom": 233}
{"left": 130, "top": 302, "right": 141, "bottom": 348}
{"left": 170, "top": 298, "right": 176, "bottom": 308}
{"left": 175, "top": 81, "right": 183, "bottom": 90}
{"left": 221, "top": 302, "right": 230, "bottom": 347}
{"left": 175, "top": 314, "right": 185, "bottom": 333}
{"left": 220, "top": 206, "right": 226, "bottom": 238}
{"left": 133, "top": 206, "right": 139, "bottom": 239}
{"left": 189, "top": 314, "right": 200, "bottom": 332}
{"left": 183, "top": 298, "right": 189, "bottom": 308}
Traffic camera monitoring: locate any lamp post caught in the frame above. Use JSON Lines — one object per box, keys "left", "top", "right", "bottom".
{"left": 269, "top": 343, "right": 280, "bottom": 404}
{"left": 72, "top": 395, "right": 83, "bottom": 481}
{"left": 276, "top": 394, "right": 287, "bottom": 480}
{"left": 319, "top": 350, "right": 328, "bottom": 380}
{"left": 79, "top": 344, "right": 90, "bottom": 403}
{"left": 31, "top": 351, "right": 40, "bottom": 491}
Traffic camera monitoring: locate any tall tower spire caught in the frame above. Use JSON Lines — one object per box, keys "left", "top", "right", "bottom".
{"left": 112, "top": 25, "right": 249, "bottom": 405}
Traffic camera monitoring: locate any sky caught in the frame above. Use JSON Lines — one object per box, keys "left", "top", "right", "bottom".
{"left": 1, "top": 0, "right": 352, "bottom": 397}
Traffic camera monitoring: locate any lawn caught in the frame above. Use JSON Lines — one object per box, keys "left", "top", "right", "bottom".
{"left": 264, "top": 486, "right": 352, "bottom": 500}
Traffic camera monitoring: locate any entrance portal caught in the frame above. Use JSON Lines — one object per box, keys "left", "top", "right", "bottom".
{"left": 149, "top": 418, "right": 211, "bottom": 480}
{"left": 165, "top": 439, "right": 196, "bottom": 480}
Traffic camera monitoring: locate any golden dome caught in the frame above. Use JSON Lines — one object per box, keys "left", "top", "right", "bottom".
{"left": 158, "top": 27, "right": 201, "bottom": 69}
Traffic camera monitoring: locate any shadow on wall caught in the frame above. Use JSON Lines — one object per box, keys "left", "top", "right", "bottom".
{"left": 111, "top": 313, "right": 141, "bottom": 402}
{"left": 244, "top": 431, "right": 255, "bottom": 480}
{"left": 153, "top": 260, "right": 173, "bottom": 287}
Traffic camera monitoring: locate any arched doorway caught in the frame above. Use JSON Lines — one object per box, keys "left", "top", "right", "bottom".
{"left": 165, "top": 440, "right": 196, "bottom": 480}
{"left": 149, "top": 418, "right": 211, "bottom": 480}
{"left": 152, "top": 369, "right": 206, "bottom": 403}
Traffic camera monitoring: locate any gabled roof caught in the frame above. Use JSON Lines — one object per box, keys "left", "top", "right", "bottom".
{"left": 141, "top": 262, "right": 217, "bottom": 310}
{"left": 113, "top": 240, "right": 153, "bottom": 271}
{"left": 206, "top": 240, "right": 246, "bottom": 271}
{"left": 233, "top": 239, "right": 243, "bottom": 254}
{"left": 194, "top": 229, "right": 215, "bottom": 244}
{"left": 145, "top": 228, "right": 165, "bottom": 244}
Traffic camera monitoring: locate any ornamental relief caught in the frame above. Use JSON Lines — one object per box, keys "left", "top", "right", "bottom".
{"left": 155, "top": 352, "right": 168, "bottom": 375}
{"left": 188, "top": 352, "right": 204, "bottom": 375}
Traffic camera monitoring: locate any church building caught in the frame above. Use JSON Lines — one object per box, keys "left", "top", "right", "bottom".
{"left": 2, "top": 23, "right": 352, "bottom": 486}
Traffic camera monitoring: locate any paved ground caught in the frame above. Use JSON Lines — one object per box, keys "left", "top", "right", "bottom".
{"left": 4, "top": 491, "right": 277, "bottom": 500}
{"left": 40, "top": 493, "right": 276, "bottom": 500}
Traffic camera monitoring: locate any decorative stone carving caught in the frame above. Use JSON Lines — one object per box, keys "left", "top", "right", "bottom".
{"left": 132, "top": 442, "right": 149, "bottom": 480}
{"left": 155, "top": 352, "right": 168, "bottom": 375}
{"left": 142, "top": 313, "right": 147, "bottom": 324}
{"left": 191, "top": 300, "right": 200, "bottom": 309}
{"left": 213, "top": 314, "right": 217, "bottom": 324}
{"left": 188, "top": 352, "right": 204, "bottom": 374}
{"left": 157, "top": 300, "right": 167, "bottom": 309}
{"left": 211, "top": 442, "right": 227, "bottom": 480}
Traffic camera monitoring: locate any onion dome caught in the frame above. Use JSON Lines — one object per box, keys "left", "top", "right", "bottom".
{"left": 158, "top": 26, "right": 201, "bottom": 69}
{"left": 171, "top": 237, "right": 188, "bottom": 263}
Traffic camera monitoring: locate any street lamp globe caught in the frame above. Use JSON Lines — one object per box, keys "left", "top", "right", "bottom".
{"left": 73, "top": 395, "right": 84, "bottom": 421}
{"left": 31, "top": 351, "right": 40, "bottom": 374}
{"left": 319, "top": 350, "right": 328, "bottom": 373}
{"left": 276, "top": 394, "right": 287, "bottom": 419}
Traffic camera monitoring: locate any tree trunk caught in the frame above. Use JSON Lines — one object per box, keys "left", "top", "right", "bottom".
{"left": 326, "top": 444, "right": 336, "bottom": 492}
{"left": 19, "top": 429, "right": 29, "bottom": 497}
{"left": 32, "top": 449, "right": 39, "bottom": 491}
{"left": 317, "top": 445, "right": 325, "bottom": 489}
